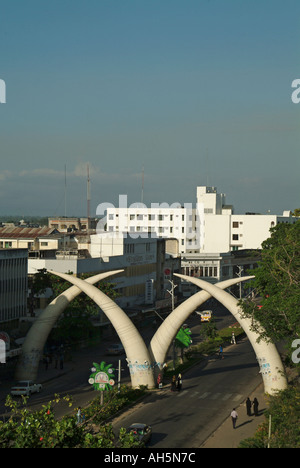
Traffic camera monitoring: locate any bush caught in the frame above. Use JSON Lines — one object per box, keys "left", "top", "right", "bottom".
{"left": 0, "top": 386, "right": 147, "bottom": 448}
{"left": 239, "top": 386, "right": 300, "bottom": 448}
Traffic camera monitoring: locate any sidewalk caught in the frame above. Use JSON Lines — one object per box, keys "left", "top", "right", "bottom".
{"left": 201, "top": 381, "right": 267, "bottom": 448}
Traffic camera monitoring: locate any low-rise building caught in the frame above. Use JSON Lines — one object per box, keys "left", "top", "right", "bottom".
{"left": 0, "top": 249, "right": 28, "bottom": 329}
{"left": 28, "top": 234, "right": 181, "bottom": 311}
{"left": 48, "top": 217, "right": 97, "bottom": 232}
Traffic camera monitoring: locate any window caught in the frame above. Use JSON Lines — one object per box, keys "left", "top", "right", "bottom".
{"left": 232, "top": 234, "right": 239, "bottom": 241}
{"left": 232, "top": 221, "right": 239, "bottom": 228}
{"left": 125, "top": 244, "right": 135, "bottom": 254}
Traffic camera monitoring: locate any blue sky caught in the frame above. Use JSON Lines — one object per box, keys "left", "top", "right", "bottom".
{"left": 0, "top": 0, "right": 299, "bottom": 216}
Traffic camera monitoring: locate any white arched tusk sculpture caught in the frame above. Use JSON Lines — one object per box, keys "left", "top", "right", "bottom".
{"left": 15, "top": 270, "right": 124, "bottom": 381}
{"left": 46, "top": 270, "right": 156, "bottom": 389}
{"left": 174, "top": 274, "right": 288, "bottom": 395}
{"left": 149, "top": 276, "right": 255, "bottom": 374}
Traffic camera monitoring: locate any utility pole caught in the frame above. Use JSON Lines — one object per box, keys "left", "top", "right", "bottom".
{"left": 167, "top": 279, "right": 177, "bottom": 312}
{"left": 118, "top": 359, "right": 122, "bottom": 393}
{"left": 167, "top": 280, "right": 177, "bottom": 370}
{"left": 87, "top": 164, "right": 91, "bottom": 231}
{"left": 236, "top": 265, "right": 244, "bottom": 299}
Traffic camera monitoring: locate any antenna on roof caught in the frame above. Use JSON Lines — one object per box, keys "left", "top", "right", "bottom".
{"left": 64, "top": 164, "right": 67, "bottom": 219}
{"left": 64, "top": 164, "right": 67, "bottom": 253}
{"left": 87, "top": 164, "right": 91, "bottom": 230}
{"left": 141, "top": 165, "right": 144, "bottom": 204}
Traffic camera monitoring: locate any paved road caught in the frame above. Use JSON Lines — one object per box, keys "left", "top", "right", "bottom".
{"left": 0, "top": 302, "right": 254, "bottom": 446}
{"left": 111, "top": 337, "right": 261, "bottom": 448}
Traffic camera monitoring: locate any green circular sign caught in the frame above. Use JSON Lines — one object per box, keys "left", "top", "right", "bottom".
{"left": 88, "top": 362, "right": 115, "bottom": 391}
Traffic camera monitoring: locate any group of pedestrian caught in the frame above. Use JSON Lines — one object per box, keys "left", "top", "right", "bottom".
{"left": 43, "top": 345, "right": 64, "bottom": 371}
{"left": 231, "top": 397, "right": 259, "bottom": 429}
{"left": 246, "top": 397, "right": 259, "bottom": 417}
{"left": 171, "top": 373, "right": 182, "bottom": 392}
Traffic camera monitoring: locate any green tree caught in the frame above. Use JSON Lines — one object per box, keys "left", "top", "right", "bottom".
{"left": 200, "top": 318, "right": 218, "bottom": 341}
{"left": 0, "top": 391, "right": 142, "bottom": 448}
{"left": 291, "top": 208, "right": 300, "bottom": 217}
{"left": 240, "top": 222, "right": 300, "bottom": 354}
{"left": 239, "top": 386, "right": 300, "bottom": 448}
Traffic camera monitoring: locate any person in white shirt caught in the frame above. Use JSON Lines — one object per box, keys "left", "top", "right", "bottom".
{"left": 231, "top": 408, "right": 238, "bottom": 429}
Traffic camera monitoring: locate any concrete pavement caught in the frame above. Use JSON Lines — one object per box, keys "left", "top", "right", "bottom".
{"left": 201, "top": 381, "right": 267, "bottom": 448}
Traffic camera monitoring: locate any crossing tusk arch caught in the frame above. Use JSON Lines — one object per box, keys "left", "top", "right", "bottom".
{"left": 15, "top": 270, "right": 124, "bottom": 381}
{"left": 149, "top": 276, "right": 255, "bottom": 374}
{"left": 174, "top": 274, "right": 287, "bottom": 395}
{"left": 44, "top": 270, "right": 155, "bottom": 389}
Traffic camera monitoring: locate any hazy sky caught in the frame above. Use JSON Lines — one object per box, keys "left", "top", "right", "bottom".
{"left": 0, "top": 0, "right": 299, "bottom": 217}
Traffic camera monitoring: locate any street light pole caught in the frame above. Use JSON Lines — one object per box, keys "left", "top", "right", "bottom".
{"left": 236, "top": 265, "right": 244, "bottom": 299}
{"left": 167, "top": 280, "right": 177, "bottom": 370}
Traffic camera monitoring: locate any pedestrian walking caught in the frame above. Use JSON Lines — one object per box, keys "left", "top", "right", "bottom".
{"left": 231, "top": 408, "right": 238, "bottom": 429}
{"left": 231, "top": 332, "right": 236, "bottom": 344}
{"left": 171, "top": 375, "right": 177, "bottom": 392}
{"left": 246, "top": 397, "right": 252, "bottom": 416}
{"left": 176, "top": 373, "right": 182, "bottom": 392}
{"left": 219, "top": 345, "right": 224, "bottom": 359}
{"left": 76, "top": 407, "right": 82, "bottom": 424}
{"left": 253, "top": 397, "right": 259, "bottom": 416}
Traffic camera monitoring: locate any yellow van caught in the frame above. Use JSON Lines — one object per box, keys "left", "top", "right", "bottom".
{"left": 200, "top": 310, "right": 212, "bottom": 322}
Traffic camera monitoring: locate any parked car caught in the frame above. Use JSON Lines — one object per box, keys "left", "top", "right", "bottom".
{"left": 11, "top": 380, "right": 42, "bottom": 396}
{"left": 126, "top": 423, "right": 152, "bottom": 445}
{"left": 105, "top": 343, "right": 124, "bottom": 355}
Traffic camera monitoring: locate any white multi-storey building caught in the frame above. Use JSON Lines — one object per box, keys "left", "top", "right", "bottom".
{"left": 105, "top": 186, "right": 298, "bottom": 255}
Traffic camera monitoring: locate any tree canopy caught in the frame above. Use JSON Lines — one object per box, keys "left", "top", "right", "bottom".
{"left": 240, "top": 221, "right": 300, "bottom": 352}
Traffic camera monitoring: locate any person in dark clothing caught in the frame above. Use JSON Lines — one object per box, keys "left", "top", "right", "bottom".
{"left": 176, "top": 373, "right": 182, "bottom": 392}
{"left": 253, "top": 397, "right": 259, "bottom": 416}
{"left": 246, "top": 397, "right": 252, "bottom": 416}
{"left": 171, "top": 375, "right": 177, "bottom": 392}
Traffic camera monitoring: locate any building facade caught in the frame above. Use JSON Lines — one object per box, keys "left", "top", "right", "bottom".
{"left": 105, "top": 186, "right": 298, "bottom": 254}
{"left": 0, "top": 249, "right": 28, "bottom": 328}
{"left": 28, "top": 234, "right": 181, "bottom": 310}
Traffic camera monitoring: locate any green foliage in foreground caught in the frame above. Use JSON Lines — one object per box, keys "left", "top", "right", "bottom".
{"left": 239, "top": 386, "right": 300, "bottom": 448}
{"left": 0, "top": 386, "right": 147, "bottom": 448}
